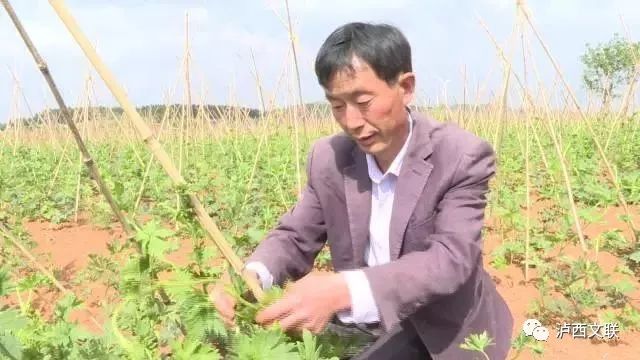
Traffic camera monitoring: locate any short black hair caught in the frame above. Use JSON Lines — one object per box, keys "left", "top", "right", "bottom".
{"left": 314, "top": 22, "right": 412, "bottom": 88}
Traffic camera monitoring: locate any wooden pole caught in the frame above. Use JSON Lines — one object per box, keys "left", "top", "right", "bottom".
{"left": 520, "top": 7, "right": 638, "bottom": 242}
{"left": 0, "top": 222, "right": 103, "bottom": 331}
{"left": 47, "top": 0, "right": 263, "bottom": 299}
{"left": 1, "top": 0, "right": 133, "bottom": 237}
{"left": 284, "top": 0, "right": 304, "bottom": 199}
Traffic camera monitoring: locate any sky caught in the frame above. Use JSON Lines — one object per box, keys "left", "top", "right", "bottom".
{"left": 1, "top": 0, "right": 639, "bottom": 123}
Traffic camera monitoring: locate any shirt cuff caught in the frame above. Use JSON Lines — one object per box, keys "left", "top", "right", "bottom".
{"left": 244, "top": 262, "right": 274, "bottom": 290}
{"left": 336, "top": 270, "right": 380, "bottom": 324}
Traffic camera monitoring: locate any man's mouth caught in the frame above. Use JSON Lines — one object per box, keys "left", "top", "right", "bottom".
{"left": 357, "top": 133, "right": 376, "bottom": 145}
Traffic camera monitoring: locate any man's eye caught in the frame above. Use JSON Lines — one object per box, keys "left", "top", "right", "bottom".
{"left": 332, "top": 104, "right": 345, "bottom": 110}
{"left": 357, "top": 99, "right": 372, "bottom": 106}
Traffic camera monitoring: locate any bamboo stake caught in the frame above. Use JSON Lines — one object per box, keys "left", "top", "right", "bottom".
{"left": 108, "top": 108, "right": 144, "bottom": 167}
{"left": 478, "top": 16, "right": 515, "bottom": 220}
{"left": 133, "top": 91, "right": 174, "bottom": 216}
{"left": 480, "top": 13, "right": 587, "bottom": 253}
{"left": 283, "top": 0, "right": 304, "bottom": 199}
{"left": 532, "top": 62, "right": 588, "bottom": 255}
{"left": 0, "top": 222, "right": 103, "bottom": 331}
{"left": 9, "top": 82, "right": 20, "bottom": 156}
{"left": 525, "top": 113, "right": 531, "bottom": 279}
{"left": 617, "top": 14, "right": 639, "bottom": 119}
{"left": 5, "top": 66, "right": 35, "bottom": 122}
{"left": 237, "top": 49, "right": 291, "bottom": 219}
{"left": 479, "top": 16, "right": 554, "bottom": 177}
{"left": 176, "top": 12, "right": 192, "bottom": 230}
{"left": 47, "top": 0, "right": 263, "bottom": 299}
{"left": 495, "top": 63, "right": 511, "bottom": 153}
{"left": 606, "top": 16, "right": 640, "bottom": 150}
{"left": 3, "top": 0, "right": 179, "bottom": 310}
{"left": 520, "top": 7, "right": 638, "bottom": 242}
{"left": 468, "top": 61, "right": 498, "bottom": 132}
{"left": 238, "top": 49, "right": 269, "bottom": 216}
{"left": 74, "top": 77, "right": 92, "bottom": 223}
{"left": 542, "top": 106, "right": 588, "bottom": 253}
{"left": 183, "top": 11, "right": 193, "bottom": 138}
{"left": 517, "top": 0, "right": 531, "bottom": 281}
{"left": 46, "top": 140, "right": 71, "bottom": 195}
{"left": 476, "top": 15, "right": 518, "bottom": 152}
{"left": 520, "top": 33, "right": 553, "bottom": 173}
{"left": 1, "top": 0, "right": 133, "bottom": 237}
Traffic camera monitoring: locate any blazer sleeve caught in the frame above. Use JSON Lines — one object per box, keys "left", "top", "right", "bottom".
{"left": 245, "top": 142, "right": 328, "bottom": 286}
{"left": 362, "top": 139, "right": 496, "bottom": 331}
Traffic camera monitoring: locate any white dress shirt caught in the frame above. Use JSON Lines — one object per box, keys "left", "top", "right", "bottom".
{"left": 246, "top": 113, "right": 414, "bottom": 325}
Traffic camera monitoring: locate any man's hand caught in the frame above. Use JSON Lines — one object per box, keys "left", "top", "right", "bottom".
{"left": 255, "top": 271, "right": 351, "bottom": 334}
{"left": 209, "top": 269, "right": 259, "bottom": 327}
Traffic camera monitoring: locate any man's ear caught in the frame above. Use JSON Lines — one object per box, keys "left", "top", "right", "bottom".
{"left": 398, "top": 72, "right": 416, "bottom": 106}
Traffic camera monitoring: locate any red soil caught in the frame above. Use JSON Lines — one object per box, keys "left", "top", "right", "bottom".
{"left": 3, "top": 203, "right": 639, "bottom": 359}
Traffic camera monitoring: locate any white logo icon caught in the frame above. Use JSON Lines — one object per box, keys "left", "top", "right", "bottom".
{"left": 532, "top": 326, "right": 550, "bottom": 341}
{"left": 522, "top": 319, "right": 548, "bottom": 341}
{"left": 522, "top": 319, "right": 542, "bottom": 336}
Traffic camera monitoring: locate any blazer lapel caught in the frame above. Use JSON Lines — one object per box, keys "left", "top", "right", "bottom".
{"left": 388, "top": 113, "right": 434, "bottom": 260}
{"left": 343, "top": 146, "right": 372, "bottom": 268}
{"left": 342, "top": 110, "right": 436, "bottom": 265}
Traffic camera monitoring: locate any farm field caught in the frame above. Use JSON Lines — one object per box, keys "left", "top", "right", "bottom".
{"left": 0, "top": 107, "right": 639, "bottom": 359}
{"left": 2, "top": 0, "right": 640, "bottom": 358}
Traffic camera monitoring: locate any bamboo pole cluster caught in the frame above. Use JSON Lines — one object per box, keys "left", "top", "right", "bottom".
{"left": 0, "top": 0, "right": 133, "bottom": 237}
{"left": 45, "top": 0, "right": 263, "bottom": 300}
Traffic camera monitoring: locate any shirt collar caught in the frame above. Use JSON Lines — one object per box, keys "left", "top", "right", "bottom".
{"left": 366, "top": 112, "right": 414, "bottom": 184}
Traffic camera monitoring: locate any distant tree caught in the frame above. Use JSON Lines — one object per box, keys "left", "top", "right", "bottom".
{"left": 581, "top": 33, "right": 639, "bottom": 110}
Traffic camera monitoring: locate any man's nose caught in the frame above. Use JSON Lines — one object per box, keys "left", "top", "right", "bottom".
{"left": 343, "top": 104, "right": 365, "bottom": 132}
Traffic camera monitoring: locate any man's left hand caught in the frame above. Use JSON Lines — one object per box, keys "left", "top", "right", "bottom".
{"left": 255, "top": 271, "right": 351, "bottom": 334}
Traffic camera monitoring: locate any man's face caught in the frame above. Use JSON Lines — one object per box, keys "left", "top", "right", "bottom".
{"left": 324, "top": 56, "right": 415, "bottom": 161}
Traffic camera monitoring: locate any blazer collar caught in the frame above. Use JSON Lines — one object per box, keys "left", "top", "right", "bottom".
{"left": 344, "top": 107, "right": 436, "bottom": 264}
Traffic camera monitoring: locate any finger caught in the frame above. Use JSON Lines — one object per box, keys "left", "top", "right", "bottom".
{"left": 256, "top": 295, "right": 299, "bottom": 325}
{"left": 219, "top": 294, "right": 236, "bottom": 311}
{"left": 217, "top": 312, "right": 234, "bottom": 327}
{"left": 212, "top": 296, "right": 233, "bottom": 316}
{"left": 209, "top": 284, "right": 230, "bottom": 303}
{"left": 277, "top": 310, "right": 310, "bottom": 332}
{"left": 310, "top": 317, "right": 330, "bottom": 334}
{"left": 256, "top": 303, "right": 287, "bottom": 326}
{"left": 218, "top": 304, "right": 235, "bottom": 323}
{"left": 210, "top": 290, "right": 236, "bottom": 324}
{"left": 222, "top": 315, "right": 236, "bottom": 327}
{"left": 218, "top": 304, "right": 236, "bottom": 327}
{"left": 208, "top": 286, "right": 219, "bottom": 302}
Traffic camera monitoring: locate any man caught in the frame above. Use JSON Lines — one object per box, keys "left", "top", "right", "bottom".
{"left": 211, "top": 22, "right": 513, "bottom": 359}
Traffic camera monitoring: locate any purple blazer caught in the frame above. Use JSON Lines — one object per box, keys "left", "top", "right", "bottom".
{"left": 247, "top": 109, "right": 514, "bottom": 359}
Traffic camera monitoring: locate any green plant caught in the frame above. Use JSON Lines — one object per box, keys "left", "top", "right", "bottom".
{"left": 509, "top": 332, "right": 544, "bottom": 359}
{"left": 460, "top": 331, "right": 494, "bottom": 360}
{"left": 1, "top": 93, "right": 639, "bottom": 359}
